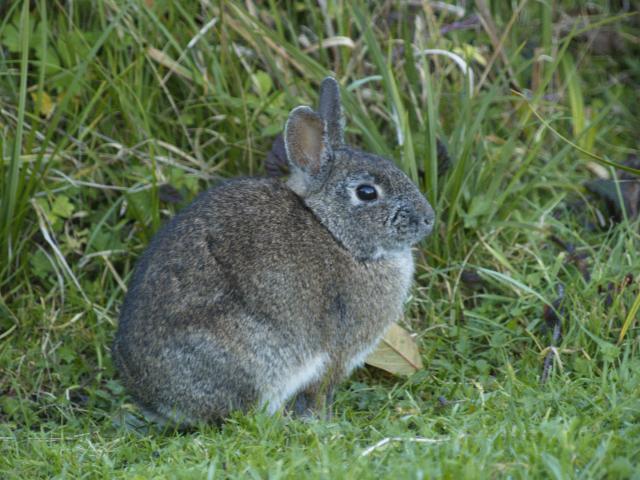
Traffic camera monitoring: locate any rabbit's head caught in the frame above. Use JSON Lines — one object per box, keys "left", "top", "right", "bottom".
{"left": 284, "top": 77, "right": 435, "bottom": 261}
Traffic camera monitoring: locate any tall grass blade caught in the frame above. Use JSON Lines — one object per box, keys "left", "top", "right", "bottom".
{"left": 619, "top": 289, "right": 640, "bottom": 343}
{"left": 1, "top": 0, "right": 30, "bottom": 269}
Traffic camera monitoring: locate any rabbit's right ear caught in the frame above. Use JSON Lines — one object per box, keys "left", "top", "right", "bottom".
{"left": 318, "top": 77, "right": 344, "bottom": 147}
{"left": 284, "top": 106, "right": 331, "bottom": 196}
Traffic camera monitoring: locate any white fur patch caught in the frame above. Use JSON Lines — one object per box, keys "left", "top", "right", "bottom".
{"left": 345, "top": 333, "right": 386, "bottom": 375}
{"left": 261, "top": 353, "right": 329, "bottom": 414}
{"left": 372, "top": 248, "right": 414, "bottom": 286}
{"left": 396, "top": 248, "right": 415, "bottom": 293}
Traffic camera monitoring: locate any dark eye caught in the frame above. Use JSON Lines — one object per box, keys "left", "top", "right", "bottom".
{"left": 356, "top": 184, "right": 378, "bottom": 201}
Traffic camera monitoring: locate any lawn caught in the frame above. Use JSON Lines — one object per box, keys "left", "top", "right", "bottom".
{"left": 1, "top": 1, "right": 639, "bottom": 478}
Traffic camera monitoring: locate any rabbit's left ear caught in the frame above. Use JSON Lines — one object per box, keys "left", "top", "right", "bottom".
{"left": 318, "top": 77, "right": 344, "bottom": 147}
{"left": 284, "top": 106, "right": 332, "bottom": 196}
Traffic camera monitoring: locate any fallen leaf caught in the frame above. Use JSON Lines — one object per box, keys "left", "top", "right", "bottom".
{"left": 30, "top": 91, "right": 55, "bottom": 118}
{"left": 365, "top": 323, "right": 423, "bottom": 376}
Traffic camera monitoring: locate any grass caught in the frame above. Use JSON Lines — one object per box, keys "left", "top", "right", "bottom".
{"left": 1, "top": 0, "right": 639, "bottom": 478}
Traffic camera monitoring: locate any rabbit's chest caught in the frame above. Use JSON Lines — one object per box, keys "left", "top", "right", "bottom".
{"left": 386, "top": 248, "right": 416, "bottom": 292}
{"left": 333, "top": 249, "right": 415, "bottom": 364}
{"left": 354, "top": 249, "right": 415, "bottom": 312}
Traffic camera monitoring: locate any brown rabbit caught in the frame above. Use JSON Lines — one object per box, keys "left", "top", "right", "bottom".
{"left": 112, "top": 77, "right": 435, "bottom": 426}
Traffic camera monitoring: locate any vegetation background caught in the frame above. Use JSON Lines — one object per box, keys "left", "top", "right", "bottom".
{"left": 1, "top": 0, "right": 639, "bottom": 477}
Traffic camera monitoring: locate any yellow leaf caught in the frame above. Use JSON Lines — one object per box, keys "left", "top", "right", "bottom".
{"left": 30, "top": 91, "right": 55, "bottom": 118}
{"left": 365, "top": 323, "right": 423, "bottom": 377}
{"left": 454, "top": 45, "right": 487, "bottom": 66}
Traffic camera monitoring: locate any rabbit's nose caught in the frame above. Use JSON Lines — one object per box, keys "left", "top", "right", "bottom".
{"left": 422, "top": 216, "right": 434, "bottom": 235}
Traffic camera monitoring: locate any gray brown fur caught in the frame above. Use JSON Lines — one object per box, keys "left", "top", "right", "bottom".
{"left": 113, "top": 77, "right": 435, "bottom": 426}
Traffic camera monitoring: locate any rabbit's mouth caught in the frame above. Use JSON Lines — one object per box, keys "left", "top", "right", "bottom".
{"left": 389, "top": 206, "right": 435, "bottom": 243}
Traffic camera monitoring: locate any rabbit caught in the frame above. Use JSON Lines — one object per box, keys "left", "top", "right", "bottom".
{"left": 112, "top": 77, "right": 435, "bottom": 427}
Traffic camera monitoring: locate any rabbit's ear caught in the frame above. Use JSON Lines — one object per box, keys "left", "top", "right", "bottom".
{"left": 318, "top": 77, "right": 344, "bottom": 146}
{"left": 284, "top": 106, "right": 331, "bottom": 195}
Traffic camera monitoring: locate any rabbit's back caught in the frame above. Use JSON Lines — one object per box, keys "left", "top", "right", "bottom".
{"left": 118, "top": 177, "right": 342, "bottom": 332}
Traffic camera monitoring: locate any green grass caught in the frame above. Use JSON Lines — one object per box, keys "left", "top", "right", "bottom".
{"left": 1, "top": 1, "right": 639, "bottom": 478}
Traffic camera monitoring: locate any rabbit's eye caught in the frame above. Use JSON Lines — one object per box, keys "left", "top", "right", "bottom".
{"left": 356, "top": 184, "right": 378, "bottom": 201}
